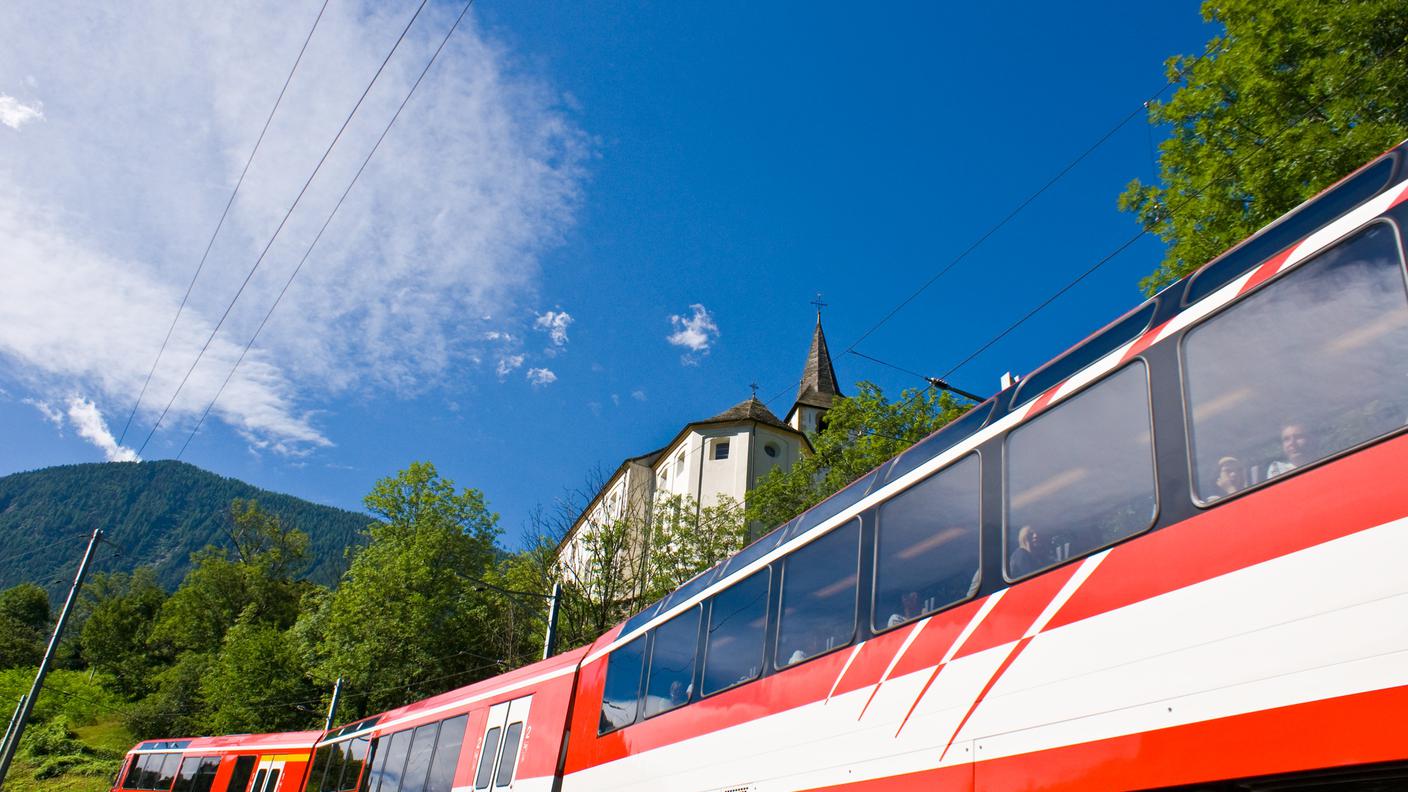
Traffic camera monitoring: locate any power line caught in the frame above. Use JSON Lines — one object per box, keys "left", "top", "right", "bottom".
{"left": 177, "top": 0, "right": 478, "bottom": 460}
{"left": 136, "top": 0, "right": 433, "bottom": 457}
{"left": 935, "top": 33, "right": 1408, "bottom": 383}
{"left": 118, "top": 0, "right": 333, "bottom": 446}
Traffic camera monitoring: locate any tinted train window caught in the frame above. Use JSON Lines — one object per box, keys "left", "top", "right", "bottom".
{"left": 643, "top": 606, "right": 701, "bottom": 718}
{"left": 873, "top": 454, "right": 981, "bottom": 632}
{"left": 263, "top": 770, "right": 280, "bottom": 792}
{"left": 425, "top": 716, "right": 466, "bottom": 792}
{"left": 172, "top": 757, "right": 220, "bottom": 792}
{"left": 776, "top": 519, "right": 860, "bottom": 668}
{"left": 154, "top": 754, "right": 182, "bottom": 790}
{"left": 369, "top": 730, "right": 411, "bottom": 792}
{"left": 226, "top": 756, "right": 257, "bottom": 792}
{"left": 320, "top": 742, "right": 346, "bottom": 792}
{"left": 701, "top": 568, "right": 769, "bottom": 696}
{"left": 598, "top": 633, "right": 646, "bottom": 733}
{"left": 399, "top": 723, "right": 439, "bottom": 792}
{"left": 492, "top": 723, "right": 522, "bottom": 788}
{"left": 1184, "top": 222, "right": 1408, "bottom": 502}
{"left": 1006, "top": 362, "right": 1157, "bottom": 580}
{"left": 305, "top": 746, "right": 332, "bottom": 792}
{"left": 473, "top": 728, "right": 500, "bottom": 790}
{"left": 122, "top": 755, "right": 145, "bottom": 789}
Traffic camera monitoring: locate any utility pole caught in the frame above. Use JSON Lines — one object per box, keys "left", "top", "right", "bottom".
{"left": 0, "top": 528, "right": 103, "bottom": 789}
{"left": 323, "top": 677, "right": 344, "bottom": 733}
{"left": 0, "top": 696, "right": 26, "bottom": 767}
{"left": 541, "top": 582, "right": 562, "bottom": 660}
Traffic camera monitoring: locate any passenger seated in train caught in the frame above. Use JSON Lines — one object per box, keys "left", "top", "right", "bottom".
{"left": 1266, "top": 422, "right": 1313, "bottom": 478}
{"left": 1008, "top": 525, "right": 1042, "bottom": 578}
{"left": 1212, "top": 456, "right": 1246, "bottom": 499}
{"left": 886, "top": 591, "right": 923, "bottom": 628}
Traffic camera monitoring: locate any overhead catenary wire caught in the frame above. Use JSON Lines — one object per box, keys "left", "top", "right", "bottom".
{"left": 177, "top": 0, "right": 479, "bottom": 460}
{"left": 135, "top": 0, "right": 433, "bottom": 458}
{"left": 117, "top": 0, "right": 333, "bottom": 447}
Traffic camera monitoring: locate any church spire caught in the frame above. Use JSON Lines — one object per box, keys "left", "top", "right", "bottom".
{"left": 786, "top": 298, "right": 842, "bottom": 433}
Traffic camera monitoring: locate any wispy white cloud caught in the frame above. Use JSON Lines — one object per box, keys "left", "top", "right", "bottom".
{"left": 533, "top": 309, "right": 573, "bottom": 349}
{"left": 631, "top": 389, "right": 646, "bottom": 401}
{"left": 65, "top": 396, "right": 139, "bottom": 461}
{"left": 0, "top": 94, "right": 42, "bottom": 129}
{"left": 496, "top": 354, "right": 525, "bottom": 379}
{"left": 23, "top": 398, "right": 64, "bottom": 428}
{"left": 666, "top": 303, "right": 719, "bottom": 365}
{"left": 526, "top": 367, "right": 556, "bottom": 387}
{"left": 0, "top": 2, "right": 589, "bottom": 455}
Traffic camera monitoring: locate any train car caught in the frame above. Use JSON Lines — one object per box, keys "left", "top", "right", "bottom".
{"left": 555, "top": 141, "right": 1408, "bottom": 791}
{"left": 112, "top": 731, "right": 320, "bottom": 792}
{"left": 300, "top": 646, "right": 588, "bottom": 792}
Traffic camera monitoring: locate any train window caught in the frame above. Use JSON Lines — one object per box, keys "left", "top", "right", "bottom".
{"left": 154, "top": 753, "right": 182, "bottom": 790}
{"left": 424, "top": 715, "right": 466, "bottom": 792}
{"left": 1184, "top": 157, "right": 1395, "bottom": 306}
{"left": 172, "top": 757, "right": 221, "bottom": 792}
{"left": 1184, "top": 222, "right": 1408, "bottom": 502}
{"left": 121, "top": 755, "right": 145, "bottom": 789}
{"left": 339, "top": 738, "right": 370, "bottom": 792}
{"left": 492, "top": 722, "right": 523, "bottom": 788}
{"left": 369, "top": 729, "right": 412, "bottom": 792}
{"left": 225, "top": 756, "right": 257, "bottom": 792}
{"left": 643, "top": 605, "right": 701, "bottom": 718}
{"left": 1005, "top": 362, "right": 1157, "bottom": 581}
{"left": 883, "top": 400, "right": 994, "bottom": 485}
{"left": 250, "top": 771, "right": 267, "bottom": 792}
{"left": 701, "top": 567, "right": 769, "bottom": 696}
{"left": 599, "top": 633, "right": 647, "bottom": 733}
{"left": 776, "top": 519, "right": 861, "bottom": 669}
{"left": 398, "top": 723, "right": 440, "bottom": 792}
{"left": 320, "top": 743, "right": 347, "bottom": 792}
{"left": 873, "top": 454, "right": 981, "bottom": 632}
{"left": 305, "top": 746, "right": 332, "bottom": 792}
{"left": 473, "top": 728, "right": 500, "bottom": 790}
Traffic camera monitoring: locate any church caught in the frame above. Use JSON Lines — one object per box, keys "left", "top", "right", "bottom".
{"left": 555, "top": 313, "right": 843, "bottom": 584}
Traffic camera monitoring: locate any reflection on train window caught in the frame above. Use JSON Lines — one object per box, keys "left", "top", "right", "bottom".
{"left": 776, "top": 519, "right": 860, "bottom": 669}
{"left": 873, "top": 454, "right": 981, "bottom": 632}
{"left": 701, "top": 568, "right": 769, "bottom": 696}
{"left": 473, "top": 728, "right": 500, "bottom": 790}
{"left": 493, "top": 722, "right": 523, "bottom": 788}
{"left": 399, "top": 723, "right": 439, "bottom": 792}
{"left": 643, "top": 606, "right": 701, "bottom": 718}
{"left": 1184, "top": 222, "right": 1408, "bottom": 503}
{"left": 598, "top": 633, "right": 646, "bottom": 733}
{"left": 369, "top": 729, "right": 411, "bottom": 792}
{"left": 172, "top": 757, "right": 220, "bottom": 792}
{"left": 425, "top": 715, "right": 466, "bottom": 792}
{"left": 154, "top": 754, "right": 182, "bottom": 790}
{"left": 1006, "top": 362, "right": 1157, "bottom": 581}
{"left": 342, "top": 738, "right": 370, "bottom": 792}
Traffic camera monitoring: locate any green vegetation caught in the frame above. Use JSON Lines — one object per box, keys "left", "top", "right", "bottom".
{"left": 0, "top": 461, "right": 369, "bottom": 595}
{"left": 1121, "top": 0, "right": 1408, "bottom": 295}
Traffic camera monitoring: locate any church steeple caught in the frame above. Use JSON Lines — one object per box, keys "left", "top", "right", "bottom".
{"left": 786, "top": 297, "right": 842, "bottom": 433}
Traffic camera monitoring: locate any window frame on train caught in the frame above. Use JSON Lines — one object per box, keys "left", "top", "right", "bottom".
{"left": 870, "top": 452, "right": 982, "bottom": 634}
{"left": 773, "top": 517, "right": 862, "bottom": 671}
{"left": 1002, "top": 358, "right": 1160, "bottom": 583}
{"left": 641, "top": 603, "right": 703, "bottom": 720}
{"left": 699, "top": 566, "right": 771, "bottom": 698}
{"left": 1180, "top": 218, "right": 1408, "bottom": 509}
{"left": 597, "top": 631, "right": 648, "bottom": 735}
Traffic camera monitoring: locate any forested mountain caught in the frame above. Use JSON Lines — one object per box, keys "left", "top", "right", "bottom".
{"left": 0, "top": 461, "right": 368, "bottom": 594}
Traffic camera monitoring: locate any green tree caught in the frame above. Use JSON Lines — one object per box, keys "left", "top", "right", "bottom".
{"left": 0, "top": 582, "right": 51, "bottom": 669}
{"left": 639, "top": 494, "right": 747, "bottom": 603}
{"left": 201, "top": 622, "right": 319, "bottom": 735}
{"left": 746, "top": 383, "right": 968, "bottom": 532}
{"left": 78, "top": 568, "right": 167, "bottom": 697}
{"left": 125, "top": 652, "right": 210, "bottom": 741}
{"left": 1120, "top": 0, "right": 1408, "bottom": 295}
{"left": 308, "top": 462, "right": 502, "bottom": 715}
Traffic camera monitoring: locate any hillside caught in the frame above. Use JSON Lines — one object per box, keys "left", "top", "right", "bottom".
{"left": 0, "top": 461, "right": 369, "bottom": 594}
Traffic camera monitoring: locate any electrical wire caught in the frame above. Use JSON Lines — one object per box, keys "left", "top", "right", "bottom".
{"left": 135, "top": 0, "right": 432, "bottom": 457}
{"left": 177, "top": 0, "right": 478, "bottom": 460}
{"left": 117, "top": 0, "right": 333, "bottom": 446}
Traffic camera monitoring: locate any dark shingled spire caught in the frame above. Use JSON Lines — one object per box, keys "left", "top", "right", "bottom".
{"left": 795, "top": 316, "right": 842, "bottom": 409}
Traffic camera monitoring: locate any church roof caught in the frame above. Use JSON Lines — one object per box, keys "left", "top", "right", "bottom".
{"left": 703, "top": 395, "right": 791, "bottom": 431}
{"left": 793, "top": 317, "right": 843, "bottom": 410}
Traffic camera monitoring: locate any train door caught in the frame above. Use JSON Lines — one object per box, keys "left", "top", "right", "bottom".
{"left": 247, "top": 758, "right": 286, "bottom": 792}
{"left": 471, "top": 696, "right": 533, "bottom": 791}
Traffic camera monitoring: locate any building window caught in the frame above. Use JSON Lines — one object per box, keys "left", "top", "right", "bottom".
{"left": 763, "top": 443, "right": 779, "bottom": 458}
{"left": 675, "top": 452, "right": 686, "bottom": 477}
{"left": 713, "top": 441, "right": 730, "bottom": 460}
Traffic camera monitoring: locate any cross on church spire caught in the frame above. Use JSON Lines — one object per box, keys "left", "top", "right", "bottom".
{"left": 810, "top": 292, "right": 828, "bottom": 319}
{"left": 749, "top": 382, "right": 760, "bottom": 398}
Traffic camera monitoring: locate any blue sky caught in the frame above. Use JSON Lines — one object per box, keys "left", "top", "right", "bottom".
{"left": 0, "top": 1, "right": 1213, "bottom": 548}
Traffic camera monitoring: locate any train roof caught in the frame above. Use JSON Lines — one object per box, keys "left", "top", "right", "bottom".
{"left": 127, "top": 730, "right": 322, "bottom": 755}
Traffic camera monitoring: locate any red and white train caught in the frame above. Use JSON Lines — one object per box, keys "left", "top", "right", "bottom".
{"left": 114, "top": 141, "right": 1408, "bottom": 791}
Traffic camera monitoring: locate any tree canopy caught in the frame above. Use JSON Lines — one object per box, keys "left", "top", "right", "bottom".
{"left": 1121, "top": 0, "right": 1408, "bottom": 295}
